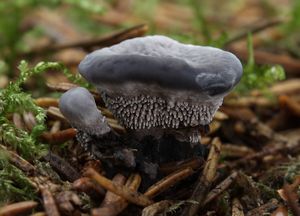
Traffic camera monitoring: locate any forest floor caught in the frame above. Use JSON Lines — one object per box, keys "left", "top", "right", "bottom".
{"left": 0, "top": 0, "right": 300, "bottom": 216}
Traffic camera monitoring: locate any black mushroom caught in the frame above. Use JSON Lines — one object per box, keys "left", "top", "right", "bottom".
{"left": 78, "top": 35, "right": 243, "bottom": 143}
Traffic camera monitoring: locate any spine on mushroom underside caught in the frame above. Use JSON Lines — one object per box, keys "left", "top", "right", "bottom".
{"left": 101, "top": 93, "right": 223, "bottom": 130}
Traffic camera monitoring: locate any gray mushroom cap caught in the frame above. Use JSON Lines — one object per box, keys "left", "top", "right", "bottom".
{"left": 78, "top": 35, "right": 243, "bottom": 130}
{"left": 59, "top": 87, "right": 111, "bottom": 136}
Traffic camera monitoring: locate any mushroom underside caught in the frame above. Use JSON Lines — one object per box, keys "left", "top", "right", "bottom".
{"left": 100, "top": 92, "right": 221, "bottom": 143}
{"left": 102, "top": 93, "right": 222, "bottom": 129}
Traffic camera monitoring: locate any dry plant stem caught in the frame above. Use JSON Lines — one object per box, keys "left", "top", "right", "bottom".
{"left": 246, "top": 199, "right": 279, "bottom": 216}
{"left": 203, "top": 171, "right": 238, "bottom": 206}
{"left": 182, "top": 137, "right": 222, "bottom": 216}
{"left": 41, "top": 187, "right": 61, "bottom": 216}
{"left": 144, "top": 167, "right": 194, "bottom": 198}
{"left": 232, "top": 198, "right": 244, "bottom": 216}
{"left": 25, "top": 24, "right": 148, "bottom": 55}
{"left": 86, "top": 168, "right": 153, "bottom": 206}
{"left": 0, "top": 144, "right": 36, "bottom": 175}
{"left": 42, "top": 128, "right": 77, "bottom": 143}
{"left": 159, "top": 158, "right": 203, "bottom": 174}
{"left": 35, "top": 98, "right": 59, "bottom": 108}
{"left": 92, "top": 173, "right": 141, "bottom": 216}
{"left": 283, "top": 184, "right": 300, "bottom": 216}
{"left": 0, "top": 201, "right": 38, "bottom": 216}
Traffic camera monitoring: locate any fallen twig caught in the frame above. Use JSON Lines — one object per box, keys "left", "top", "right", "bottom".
{"left": 24, "top": 24, "right": 148, "bottom": 55}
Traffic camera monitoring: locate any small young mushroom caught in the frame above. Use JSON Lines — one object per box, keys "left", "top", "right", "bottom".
{"left": 59, "top": 87, "right": 139, "bottom": 169}
{"left": 78, "top": 35, "right": 243, "bottom": 143}
{"left": 59, "top": 87, "right": 111, "bottom": 136}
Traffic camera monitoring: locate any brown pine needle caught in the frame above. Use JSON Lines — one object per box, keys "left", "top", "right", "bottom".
{"left": 0, "top": 201, "right": 38, "bottom": 216}
{"left": 41, "top": 188, "right": 60, "bottom": 216}
{"left": 159, "top": 158, "right": 203, "bottom": 174}
{"left": 0, "top": 144, "right": 36, "bottom": 175}
{"left": 93, "top": 173, "right": 142, "bottom": 216}
{"left": 203, "top": 171, "right": 238, "bottom": 205}
{"left": 73, "top": 177, "right": 106, "bottom": 197}
{"left": 35, "top": 98, "right": 59, "bottom": 108}
{"left": 182, "top": 137, "right": 222, "bottom": 216}
{"left": 86, "top": 168, "right": 153, "bottom": 207}
{"left": 42, "top": 128, "right": 77, "bottom": 143}
{"left": 145, "top": 167, "right": 194, "bottom": 198}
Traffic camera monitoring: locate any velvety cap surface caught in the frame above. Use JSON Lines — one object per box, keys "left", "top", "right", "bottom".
{"left": 59, "top": 87, "right": 111, "bottom": 135}
{"left": 78, "top": 35, "right": 243, "bottom": 96}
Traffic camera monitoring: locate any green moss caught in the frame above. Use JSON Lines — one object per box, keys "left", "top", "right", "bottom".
{"left": 235, "top": 34, "right": 285, "bottom": 95}
{"left": 0, "top": 60, "right": 87, "bottom": 159}
{"left": 0, "top": 156, "right": 36, "bottom": 205}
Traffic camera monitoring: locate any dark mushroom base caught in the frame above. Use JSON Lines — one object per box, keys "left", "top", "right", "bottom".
{"left": 76, "top": 129, "right": 209, "bottom": 182}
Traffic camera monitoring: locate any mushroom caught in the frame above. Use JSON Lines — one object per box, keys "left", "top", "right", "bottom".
{"left": 59, "top": 87, "right": 111, "bottom": 136}
{"left": 78, "top": 35, "right": 243, "bottom": 143}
